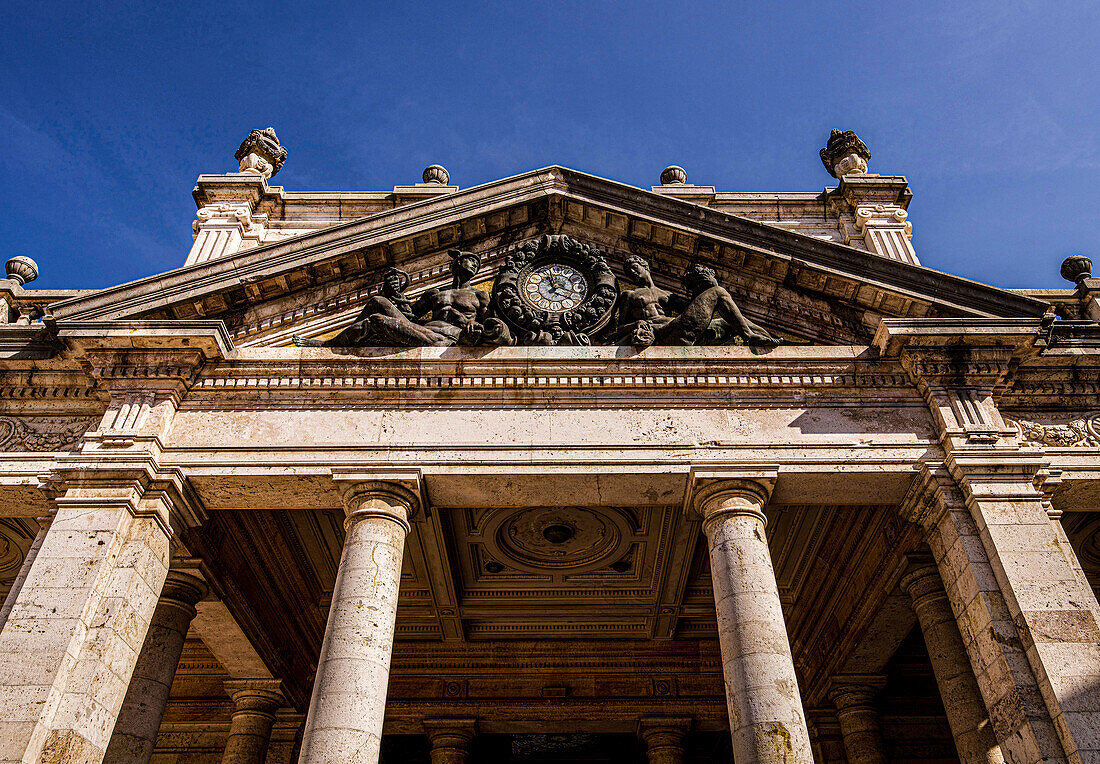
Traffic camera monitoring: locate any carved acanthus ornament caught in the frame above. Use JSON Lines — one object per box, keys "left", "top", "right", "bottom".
{"left": 1003, "top": 413, "right": 1100, "bottom": 448}
{"left": 294, "top": 235, "right": 780, "bottom": 349}
{"left": 188, "top": 202, "right": 268, "bottom": 266}
{"left": 0, "top": 416, "right": 97, "bottom": 452}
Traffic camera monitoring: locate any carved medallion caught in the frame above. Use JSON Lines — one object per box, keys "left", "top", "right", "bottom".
{"left": 483, "top": 506, "right": 633, "bottom": 574}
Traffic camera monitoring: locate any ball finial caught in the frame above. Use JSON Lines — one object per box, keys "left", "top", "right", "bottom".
{"left": 660, "top": 165, "right": 688, "bottom": 185}
{"left": 1061, "top": 254, "right": 1093, "bottom": 286}
{"left": 5, "top": 256, "right": 38, "bottom": 286}
{"left": 422, "top": 164, "right": 450, "bottom": 185}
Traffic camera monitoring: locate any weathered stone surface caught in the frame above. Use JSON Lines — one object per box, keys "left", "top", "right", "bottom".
{"left": 295, "top": 482, "right": 415, "bottom": 763}
{"left": 693, "top": 473, "right": 814, "bottom": 764}
{"left": 103, "top": 570, "right": 207, "bottom": 764}
{"left": 0, "top": 492, "right": 171, "bottom": 763}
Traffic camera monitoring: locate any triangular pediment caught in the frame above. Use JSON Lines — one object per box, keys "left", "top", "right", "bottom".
{"left": 48, "top": 166, "right": 1049, "bottom": 347}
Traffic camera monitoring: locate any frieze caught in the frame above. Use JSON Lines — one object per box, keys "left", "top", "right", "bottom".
{"left": 294, "top": 234, "right": 780, "bottom": 349}
{"left": 1004, "top": 413, "right": 1100, "bottom": 448}
{"left": 0, "top": 415, "right": 97, "bottom": 452}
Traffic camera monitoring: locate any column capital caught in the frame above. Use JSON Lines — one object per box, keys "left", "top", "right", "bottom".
{"left": 637, "top": 716, "right": 692, "bottom": 740}
{"left": 423, "top": 716, "right": 477, "bottom": 745}
{"left": 332, "top": 468, "right": 424, "bottom": 527}
{"left": 898, "top": 554, "right": 949, "bottom": 609}
{"left": 162, "top": 569, "right": 208, "bottom": 607}
{"left": 828, "top": 674, "right": 887, "bottom": 710}
{"left": 688, "top": 466, "right": 777, "bottom": 525}
{"left": 225, "top": 679, "right": 285, "bottom": 715}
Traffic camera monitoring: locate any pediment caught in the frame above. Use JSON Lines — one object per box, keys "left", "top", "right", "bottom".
{"left": 48, "top": 166, "right": 1049, "bottom": 348}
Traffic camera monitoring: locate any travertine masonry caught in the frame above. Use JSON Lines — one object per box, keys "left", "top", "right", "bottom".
{"left": 296, "top": 483, "right": 414, "bottom": 764}
{"left": 103, "top": 569, "right": 207, "bottom": 764}
{"left": 697, "top": 476, "right": 814, "bottom": 764}
{"left": 900, "top": 558, "right": 1005, "bottom": 764}
{"left": 0, "top": 486, "right": 171, "bottom": 763}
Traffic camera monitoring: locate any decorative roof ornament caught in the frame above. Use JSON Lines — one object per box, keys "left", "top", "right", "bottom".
{"left": 660, "top": 165, "right": 688, "bottom": 185}
{"left": 234, "top": 128, "right": 288, "bottom": 179}
{"left": 819, "top": 128, "right": 871, "bottom": 178}
{"left": 422, "top": 164, "right": 450, "bottom": 185}
{"left": 1061, "top": 254, "right": 1093, "bottom": 286}
{"left": 5, "top": 256, "right": 38, "bottom": 286}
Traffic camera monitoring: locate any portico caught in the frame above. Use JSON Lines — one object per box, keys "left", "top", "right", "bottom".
{"left": 1, "top": 129, "right": 1100, "bottom": 763}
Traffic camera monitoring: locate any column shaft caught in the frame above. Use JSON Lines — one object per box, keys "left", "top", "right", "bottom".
{"left": 0, "top": 495, "right": 172, "bottom": 764}
{"left": 699, "top": 480, "right": 813, "bottom": 764}
{"left": 900, "top": 561, "right": 1004, "bottom": 764}
{"left": 103, "top": 570, "right": 207, "bottom": 764}
{"left": 829, "top": 678, "right": 887, "bottom": 764}
{"left": 297, "top": 485, "right": 413, "bottom": 763}
{"left": 222, "top": 681, "right": 284, "bottom": 764}
{"left": 921, "top": 469, "right": 1100, "bottom": 762}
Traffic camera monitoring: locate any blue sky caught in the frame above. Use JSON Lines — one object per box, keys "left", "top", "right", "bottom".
{"left": 2, "top": 1, "right": 1097, "bottom": 290}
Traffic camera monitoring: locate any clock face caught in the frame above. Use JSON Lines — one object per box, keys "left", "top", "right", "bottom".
{"left": 521, "top": 263, "right": 589, "bottom": 312}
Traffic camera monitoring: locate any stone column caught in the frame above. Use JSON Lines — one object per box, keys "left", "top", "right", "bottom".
{"left": 695, "top": 474, "right": 814, "bottom": 764}
{"left": 102, "top": 569, "right": 208, "bottom": 764}
{"left": 828, "top": 676, "right": 887, "bottom": 764}
{"left": 907, "top": 461, "right": 1100, "bottom": 763}
{"left": 0, "top": 485, "right": 173, "bottom": 764}
{"left": 899, "top": 559, "right": 1005, "bottom": 764}
{"left": 424, "top": 718, "right": 477, "bottom": 764}
{"left": 296, "top": 481, "right": 416, "bottom": 763}
{"left": 222, "top": 680, "right": 284, "bottom": 764}
{"left": 637, "top": 717, "right": 691, "bottom": 764}
{"left": 0, "top": 515, "right": 50, "bottom": 633}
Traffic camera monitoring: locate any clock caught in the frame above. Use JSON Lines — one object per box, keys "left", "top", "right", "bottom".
{"left": 492, "top": 235, "right": 619, "bottom": 342}
{"left": 521, "top": 263, "right": 589, "bottom": 312}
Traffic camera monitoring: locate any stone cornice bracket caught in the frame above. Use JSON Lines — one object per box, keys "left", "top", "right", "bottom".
{"left": 897, "top": 463, "right": 956, "bottom": 530}
{"left": 56, "top": 321, "right": 232, "bottom": 453}
{"left": 875, "top": 318, "right": 1045, "bottom": 447}
{"left": 331, "top": 468, "right": 425, "bottom": 528}
{"left": 45, "top": 462, "right": 209, "bottom": 538}
{"left": 686, "top": 465, "right": 779, "bottom": 528}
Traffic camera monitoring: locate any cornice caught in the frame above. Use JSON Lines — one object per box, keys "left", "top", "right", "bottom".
{"left": 47, "top": 166, "right": 1049, "bottom": 327}
{"left": 182, "top": 345, "right": 921, "bottom": 407}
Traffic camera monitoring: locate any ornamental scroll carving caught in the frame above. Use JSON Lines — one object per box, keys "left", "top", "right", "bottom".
{"left": 1004, "top": 413, "right": 1100, "bottom": 448}
{"left": 0, "top": 416, "right": 96, "bottom": 452}
{"left": 294, "top": 235, "right": 780, "bottom": 349}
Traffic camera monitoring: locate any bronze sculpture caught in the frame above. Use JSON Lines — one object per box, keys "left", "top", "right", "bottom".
{"left": 293, "top": 237, "right": 780, "bottom": 349}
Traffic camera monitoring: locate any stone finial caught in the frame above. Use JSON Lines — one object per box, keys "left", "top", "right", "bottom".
{"left": 1061, "top": 254, "right": 1093, "bottom": 286}
{"left": 422, "top": 164, "right": 450, "bottom": 185}
{"left": 5, "top": 256, "right": 38, "bottom": 286}
{"left": 820, "top": 128, "right": 871, "bottom": 178}
{"left": 660, "top": 165, "right": 688, "bottom": 185}
{"left": 234, "top": 128, "right": 287, "bottom": 179}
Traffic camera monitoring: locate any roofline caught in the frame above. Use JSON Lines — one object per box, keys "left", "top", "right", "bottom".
{"left": 48, "top": 165, "right": 1050, "bottom": 322}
